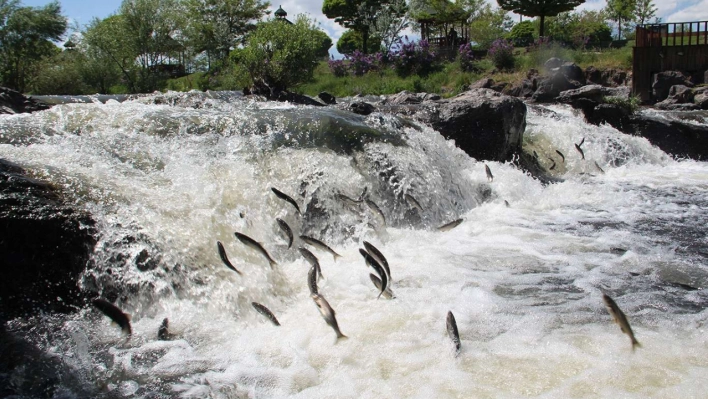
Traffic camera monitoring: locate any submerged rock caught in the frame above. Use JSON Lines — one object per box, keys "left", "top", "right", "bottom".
{"left": 0, "top": 159, "right": 96, "bottom": 317}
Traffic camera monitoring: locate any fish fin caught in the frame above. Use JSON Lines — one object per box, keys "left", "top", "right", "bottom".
{"left": 336, "top": 333, "right": 349, "bottom": 343}
{"left": 333, "top": 253, "right": 341, "bottom": 262}
{"left": 632, "top": 339, "right": 641, "bottom": 351}
{"left": 269, "top": 260, "right": 278, "bottom": 268}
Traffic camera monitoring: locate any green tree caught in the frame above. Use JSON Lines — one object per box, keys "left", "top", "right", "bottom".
{"left": 468, "top": 5, "right": 513, "bottom": 48}
{"left": 313, "top": 29, "right": 334, "bottom": 58}
{"left": 336, "top": 29, "right": 381, "bottom": 54}
{"left": 545, "top": 10, "right": 612, "bottom": 46}
{"left": 633, "top": 0, "right": 656, "bottom": 25}
{"left": 0, "top": 0, "right": 67, "bottom": 91}
{"left": 83, "top": 15, "right": 139, "bottom": 92}
{"left": 323, "top": 0, "right": 394, "bottom": 53}
{"left": 238, "top": 15, "right": 328, "bottom": 93}
{"left": 507, "top": 19, "right": 535, "bottom": 46}
{"left": 496, "top": 0, "right": 585, "bottom": 37}
{"left": 183, "top": 0, "right": 270, "bottom": 69}
{"left": 372, "top": 0, "right": 409, "bottom": 52}
{"left": 605, "top": 0, "right": 636, "bottom": 39}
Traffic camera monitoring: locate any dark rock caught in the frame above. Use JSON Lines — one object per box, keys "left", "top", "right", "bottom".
{"left": 275, "top": 90, "right": 324, "bottom": 106}
{"left": 509, "top": 79, "right": 536, "bottom": 98}
{"left": 557, "top": 85, "right": 630, "bottom": 104}
{"left": 417, "top": 89, "right": 526, "bottom": 162}
{"left": 318, "top": 91, "right": 336, "bottom": 105}
{"left": 612, "top": 70, "right": 629, "bottom": 86}
{"left": 585, "top": 103, "right": 633, "bottom": 131}
{"left": 652, "top": 71, "right": 693, "bottom": 102}
{"left": 630, "top": 116, "right": 708, "bottom": 160}
{"left": 0, "top": 87, "right": 51, "bottom": 114}
{"left": 532, "top": 70, "right": 582, "bottom": 103}
{"left": 560, "top": 62, "right": 585, "bottom": 85}
{"left": 387, "top": 90, "right": 423, "bottom": 104}
{"left": 490, "top": 82, "right": 509, "bottom": 93}
{"left": 695, "top": 90, "right": 708, "bottom": 110}
{"left": 469, "top": 78, "right": 494, "bottom": 89}
{"left": 350, "top": 101, "right": 376, "bottom": 115}
{"left": 655, "top": 85, "right": 695, "bottom": 109}
{"left": 420, "top": 93, "right": 442, "bottom": 101}
{"left": 0, "top": 159, "right": 97, "bottom": 317}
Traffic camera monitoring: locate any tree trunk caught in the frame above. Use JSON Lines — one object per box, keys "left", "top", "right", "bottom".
{"left": 618, "top": 18, "right": 623, "bottom": 40}
{"left": 539, "top": 15, "right": 545, "bottom": 38}
{"left": 362, "top": 28, "right": 369, "bottom": 54}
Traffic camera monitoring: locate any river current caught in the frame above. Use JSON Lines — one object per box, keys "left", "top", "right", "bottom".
{"left": 1, "top": 92, "right": 707, "bottom": 398}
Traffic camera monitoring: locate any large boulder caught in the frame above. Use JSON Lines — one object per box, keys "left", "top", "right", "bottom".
{"left": 631, "top": 116, "right": 708, "bottom": 160}
{"left": 652, "top": 71, "right": 693, "bottom": 102}
{"left": 557, "top": 84, "right": 629, "bottom": 104}
{"left": 0, "top": 159, "right": 96, "bottom": 317}
{"left": 532, "top": 70, "right": 583, "bottom": 103}
{"left": 694, "top": 87, "right": 708, "bottom": 110}
{"left": 0, "top": 87, "right": 51, "bottom": 114}
{"left": 655, "top": 85, "right": 698, "bottom": 110}
{"left": 416, "top": 89, "right": 527, "bottom": 161}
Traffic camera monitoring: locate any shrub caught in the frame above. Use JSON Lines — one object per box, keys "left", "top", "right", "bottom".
{"left": 457, "top": 43, "right": 475, "bottom": 72}
{"left": 391, "top": 37, "right": 437, "bottom": 76}
{"left": 604, "top": 95, "right": 640, "bottom": 114}
{"left": 348, "top": 50, "right": 379, "bottom": 76}
{"left": 507, "top": 21, "right": 535, "bottom": 47}
{"left": 239, "top": 15, "right": 326, "bottom": 93}
{"left": 488, "top": 39, "right": 515, "bottom": 70}
{"left": 328, "top": 58, "right": 348, "bottom": 77}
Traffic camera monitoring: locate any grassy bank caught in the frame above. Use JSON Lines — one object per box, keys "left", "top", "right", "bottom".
{"left": 166, "top": 44, "right": 633, "bottom": 98}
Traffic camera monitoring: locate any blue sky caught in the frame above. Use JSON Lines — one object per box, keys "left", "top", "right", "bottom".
{"left": 22, "top": 0, "right": 708, "bottom": 52}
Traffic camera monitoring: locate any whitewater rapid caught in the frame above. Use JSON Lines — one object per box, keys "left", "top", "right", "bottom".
{"left": 1, "top": 94, "right": 707, "bottom": 398}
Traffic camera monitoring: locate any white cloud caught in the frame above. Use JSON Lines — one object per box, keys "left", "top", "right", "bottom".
{"left": 665, "top": 0, "right": 708, "bottom": 21}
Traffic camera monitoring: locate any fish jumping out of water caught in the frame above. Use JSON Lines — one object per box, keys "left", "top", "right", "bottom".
{"left": 594, "top": 161, "right": 605, "bottom": 174}
{"left": 217, "top": 241, "right": 242, "bottom": 275}
{"left": 575, "top": 143, "right": 585, "bottom": 160}
{"left": 602, "top": 293, "right": 641, "bottom": 351}
{"left": 548, "top": 157, "right": 556, "bottom": 170}
{"left": 300, "top": 235, "right": 341, "bottom": 262}
{"left": 369, "top": 274, "right": 395, "bottom": 299}
{"left": 504, "top": 200, "right": 510, "bottom": 207}
{"left": 308, "top": 266, "right": 319, "bottom": 295}
{"left": 364, "top": 199, "right": 386, "bottom": 226}
{"left": 275, "top": 218, "right": 294, "bottom": 249}
{"left": 336, "top": 193, "right": 362, "bottom": 207}
{"left": 438, "top": 218, "right": 463, "bottom": 231}
{"left": 158, "top": 318, "right": 172, "bottom": 340}
{"left": 299, "top": 247, "right": 323, "bottom": 279}
{"left": 405, "top": 193, "right": 423, "bottom": 212}
{"left": 234, "top": 232, "right": 277, "bottom": 268}
{"left": 363, "top": 241, "right": 391, "bottom": 282}
{"left": 92, "top": 298, "right": 132, "bottom": 337}
{"left": 359, "top": 248, "right": 388, "bottom": 299}
{"left": 556, "top": 150, "right": 565, "bottom": 163}
{"left": 311, "top": 293, "right": 347, "bottom": 342}
{"left": 252, "top": 302, "right": 281, "bottom": 326}
{"left": 271, "top": 187, "right": 301, "bottom": 215}
{"left": 446, "top": 311, "right": 461, "bottom": 356}
{"left": 485, "top": 164, "right": 494, "bottom": 182}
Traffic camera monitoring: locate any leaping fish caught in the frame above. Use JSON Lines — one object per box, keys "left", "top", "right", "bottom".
{"left": 556, "top": 150, "right": 565, "bottom": 163}
{"left": 548, "top": 157, "right": 556, "bottom": 170}
{"left": 275, "top": 218, "right": 294, "bottom": 249}
{"left": 602, "top": 293, "right": 641, "bottom": 351}
{"left": 300, "top": 235, "right": 342, "bottom": 262}
{"left": 308, "top": 266, "right": 318, "bottom": 295}
{"left": 336, "top": 193, "right": 362, "bottom": 206}
{"left": 92, "top": 298, "right": 132, "bottom": 337}
{"left": 363, "top": 241, "right": 390, "bottom": 282}
{"left": 369, "top": 274, "right": 395, "bottom": 299}
{"left": 438, "top": 218, "right": 463, "bottom": 231}
{"left": 299, "top": 247, "right": 323, "bottom": 279}
{"left": 364, "top": 199, "right": 386, "bottom": 226}
{"left": 575, "top": 143, "right": 585, "bottom": 160}
{"left": 484, "top": 164, "right": 494, "bottom": 182}
{"left": 271, "top": 187, "right": 301, "bottom": 215}
{"left": 158, "top": 318, "right": 172, "bottom": 340}
{"left": 234, "top": 232, "right": 277, "bottom": 268}
{"left": 594, "top": 161, "right": 605, "bottom": 174}
{"left": 312, "top": 294, "right": 347, "bottom": 342}
{"left": 446, "top": 311, "right": 461, "bottom": 356}
{"left": 252, "top": 302, "right": 281, "bottom": 326}
{"left": 405, "top": 193, "right": 423, "bottom": 212}
{"left": 359, "top": 248, "right": 388, "bottom": 299}
{"left": 217, "top": 241, "right": 242, "bottom": 275}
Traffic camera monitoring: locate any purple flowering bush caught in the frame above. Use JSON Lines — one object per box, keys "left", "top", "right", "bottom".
{"left": 328, "top": 58, "right": 348, "bottom": 77}
{"left": 348, "top": 50, "right": 379, "bottom": 76}
{"left": 457, "top": 43, "right": 475, "bottom": 72}
{"left": 391, "top": 37, "right": 437, "bottom": 76}
{"left": 488, "top": 39, "right": 515, "bottom": 70}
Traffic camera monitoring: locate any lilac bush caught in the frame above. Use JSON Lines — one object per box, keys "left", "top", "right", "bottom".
{"left": 488, "top": 39, "right": 515, "bottom": 70}
{"left": 391, "top": 36, "right": 437, "bottom": 76}
{"left": 457, "top": 43, "right": 475, "bottom": 72}
{"left": 348, "top": 50, "right": 379, "bottom": 76}
{"left": 328, "top": 57, "right": 348, "bottom": 77}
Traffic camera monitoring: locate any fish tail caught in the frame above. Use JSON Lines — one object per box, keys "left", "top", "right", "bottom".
{"left": 336, "top": 333, "right": 348, "bottom": 342}
{"left": 269, "top": 259, "right": 278, "bottom": 268}
{"left": 631, "top": 338, "right": 641, "bottom": 351}
{"left": 333, "top": 253, "right": 341, "bottom": 262}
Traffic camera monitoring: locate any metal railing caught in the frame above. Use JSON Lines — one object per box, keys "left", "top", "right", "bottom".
{"left": 636, "top": 21, "right": 708, "bottom": 47}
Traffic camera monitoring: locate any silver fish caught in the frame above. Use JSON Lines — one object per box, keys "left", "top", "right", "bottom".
{"left": 369, "top": 274, "right": 395, "bottom": 299}
{"left": 336, "top": 193, "right": 362, "bottom": 206}
{"left": 364, "top": 199, "right": 386, "bottom": 226}
{"left": 300, "top": 235, "right": 341, "bottom": 262}
{"left": 308, "top": 265, "right": 318, "bottom": 295}
{"left": 575, "top": 143, "right": 585, "bottom": 159}
{"left": 158, "top": 318, "right": 171, "bottom": 340}
{"left": 234, "top": 232, "right": 277, "bottom": 268}
{"left": 578, "top": 137, "right": 585, "bottom": 147}
{"left": 92, "top": 298, "right": 131, "bottom": 336}
{"left": 437, "top": 218, "right": 463, "bottom": 231}
{"left": 359, "top": 248, "right": 388, "bottom": 299}
{"left": 446, "top": 311, "right": 461, "bottom": 355}
{"left": 217, "top": 241, "right": 242, "bottom": 275}
{"left": 548, "top": 157, "right": 556, "bottom": 170}
{"left": 602, "top": 293, "right": 640, "bottom": 351}
{"left": 484, "top": 164, "right": 494, "bottom": 182}
{"left": 594, "top": 161, "right": 605, "bottom": 174}
{"left": 252, "top": 302, "right": 281, "bottom": 326}
{"left": 299, "top": 247, "right": 323, "bottom": 279}
{"left": 271, "top": 187, "right": 301, "bottom": 215}
{"left": 556, "top": 150, "right": 565, "bottom": 163}
{"left": 275, "top": 218, "right": 294, "bottom": 248}
{"left": 533, "top": 150, "right": 539, "bottom": 159}
{"left": 405, "top": 193, "right": 423, "bottom": 212}
{"left": 363, "top": 241, "right": 390, "bottom": 282}
{"left": 504, "top": 200, "right": 510, "bottom": 207}
{"left": 311, "top": 293, "right": 347, "bottom": 341}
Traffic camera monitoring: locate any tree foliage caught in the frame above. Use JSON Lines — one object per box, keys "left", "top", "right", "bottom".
{"left": 497, "top": 0, "right": 585, "bottom": 37}
{"left": 337, "top": 29, "right": 381, "bottom": 54}
{"left": 0, "top": 0, "right": 66, "bottom": 91}
{"left": 468, "top": 5, "right": 513, "bottom": 49}
{"left": 323, "top": 0, "right": 398, "bottom": 53}
{"left": 507, "top": 20, "right": 535, "bottom": 46}
{"left": 237, "top": 15, "right": 327, "bottom": 93}
{"left": 545, "top": 10, "right": 612, "bottom": 46}
{"left": 605, "top": 0, "right": 636, "bottom": 40}
{"left": 633, "top": 0, "right": 655, "bottom": 25}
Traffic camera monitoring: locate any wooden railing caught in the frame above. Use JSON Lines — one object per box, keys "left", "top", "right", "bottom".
{"left": 636, "top": 21, "right": 708, "bottom": 47}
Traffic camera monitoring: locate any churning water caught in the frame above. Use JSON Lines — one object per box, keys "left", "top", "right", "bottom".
{"left": 1, "top": 92, "right": 707, "bottom": 398}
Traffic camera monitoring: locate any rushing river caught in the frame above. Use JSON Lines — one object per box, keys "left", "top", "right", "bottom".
{"left": 1, "top": 92, "right": 707, "bottom": 398}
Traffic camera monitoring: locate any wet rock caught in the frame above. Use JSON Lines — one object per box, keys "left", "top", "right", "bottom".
{"left": 387, "top": 90, "right": 423, "bottom": 104}
{"left": 655, "top": 85, "right": 696, "bottom": 110}
{"left": 585, "top": 103, "right": 633, "bottom": 131}
{"left": 630, "top": 116, "right": 708, "bottom": 160}
{"left": 559, "top": 62, "right": 585, "bottom": 85}
{"left": 532, "top": 70, "right": 583, "bottom": 103}
{"left": 508, "top": 79, "right": 536, "bottom": 98}
{"left": 468, "top": 78, "right": 494, "bottom": 89}
{"left": 350, "top": 101, "right": 376, "bottom": 115}
{"left": 0, "top": 159, "right": 97, "bottom": 317}
{"left": 0, "top": 86, "right": 51, "bottom": 114}
{"left": 694, "top": 87, "right": 708, "bottom": 110}
{"left": 275, "top": 90, "right": 324, "bottom": 106}
{"left": 652, "top": 71, "right": 693, "bottom": 102}
{"left": 318, "top": 91, "right": 336, "bottom": 105}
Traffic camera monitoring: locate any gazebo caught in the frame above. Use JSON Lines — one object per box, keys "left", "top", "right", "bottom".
{"left": 413, "top": 2, "right": 470, "bottom": 55}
